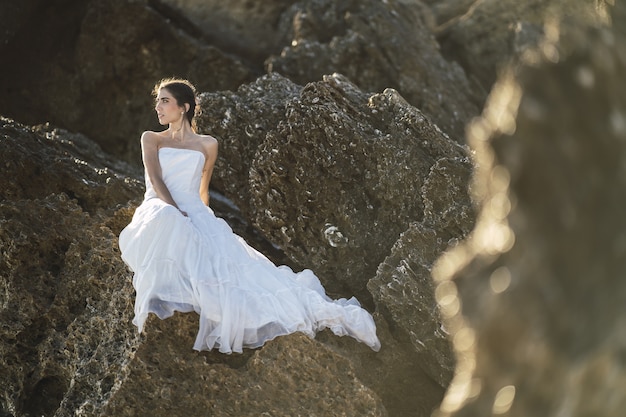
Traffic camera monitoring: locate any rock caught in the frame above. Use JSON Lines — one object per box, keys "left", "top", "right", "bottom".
{"left": 432, "top": 3, "right": 626, "bottom": 416}
{"left": 0, "top": 118, "right": 142, "bottom": 416}
{"left": 0, "top": 0, "right": 253, "bottom": 164}
{"left": 102, "top": 314, "right": 386, "bottom": 417}
{"left": 1, "top": 66, "right": 474, "bottom": 415}
{"left": 199, "top": 72, "right": 473, "bottom": 413}
{"left": 1, "top": 1, "right": 625, "bottom": 416}
{"left": 0, "top": 118, "right": 143, "bottom": 213}
{"left": 252, "top": 73, "right": 471, "bottom": 303}
{"left": 199, "top": 72, "right": 471, "bottom": 304}
{"left": 158, "top": 0, "right": 298, "bottom": 66}
{"left": 368, "top": 156, "right": 475, "bottom": 388}
{"left": 0, "top": 0, "right": 482, "bottom": 165}
{"left": 196, "top": 73, "right": 303, "bottom": 219}
{"left": 0, "top": 117, "right": 395, "bottom": 416}
{"left": 158, "top": 0, "right": 480, "bottom": 143}
{"left": 266, "top": 0, "right": 480, "bottom": 142}
{"left": 435, "top": 0, "right": 611, "bottom": 91}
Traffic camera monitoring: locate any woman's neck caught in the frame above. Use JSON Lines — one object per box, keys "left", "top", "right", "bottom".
{"left": 168, "top": 120, "right": 193, "bottom": 142}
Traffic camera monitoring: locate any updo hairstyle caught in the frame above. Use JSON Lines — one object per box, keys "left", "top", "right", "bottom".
{"left": 153, "top": 78, "right": 199, "bottom": 130}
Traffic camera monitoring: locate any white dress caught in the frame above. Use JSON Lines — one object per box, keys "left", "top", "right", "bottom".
{"left": 119, "top": 147, "right": 381, "bottom": 353}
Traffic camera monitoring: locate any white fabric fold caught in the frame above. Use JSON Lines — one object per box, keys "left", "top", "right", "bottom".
{"left": 119, "top": 147, "right": 381, "bottom": 353}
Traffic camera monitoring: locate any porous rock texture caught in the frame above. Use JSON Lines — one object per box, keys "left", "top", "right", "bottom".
{"left": 161, "top": 0, "right": 480, "bottom": 143}
{"left": 0, "top": 119, "right": 391, "bottom": 417}
{"left": 196, "top": 73, "right": 474, "bottom": 400}
{"left": 102, "top": 314, "right": 386, "bottom": 417}
{"left": 0, "top": 0, "right": 481, "bottom": 164}
{"left": 265, "top": 0, "right": 480, "bottom": 143}
{"left": 197, "top": 73, "right": 472, "bottom": 303}
{"left": 0, "top": 63, "right": 471, "bottom": 416}
{"left": 0, "top": 119, "right": 142, "bottom": 417}
{"left": 2, "top": 0, "right": 624, "bottom": 417}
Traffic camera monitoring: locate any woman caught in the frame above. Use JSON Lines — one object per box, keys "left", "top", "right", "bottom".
{"left": 119, "top": 78, "right": 381, "bottom": 353}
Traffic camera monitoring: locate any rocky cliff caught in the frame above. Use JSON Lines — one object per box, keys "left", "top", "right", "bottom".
{"left": 1, "top": 0, "right": 624, "bottom": 417}
{"left": 434, "top": 2, "right": 626, "bottom": 416}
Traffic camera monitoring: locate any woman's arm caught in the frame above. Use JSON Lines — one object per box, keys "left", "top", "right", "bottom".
{"left": 141, "top": 131, "right": 185, "bottom": 214}
{"left": 199, "top": 137, "right": 219, "bottom": 206}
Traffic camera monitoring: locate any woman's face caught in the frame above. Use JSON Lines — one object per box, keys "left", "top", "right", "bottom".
{"left": 154, "top": 88, "right": 185, "bottom": 125}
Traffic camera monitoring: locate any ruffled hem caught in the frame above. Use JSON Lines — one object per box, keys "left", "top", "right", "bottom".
{"left": 119, "top": 197, "right": 381, "bottom": 353}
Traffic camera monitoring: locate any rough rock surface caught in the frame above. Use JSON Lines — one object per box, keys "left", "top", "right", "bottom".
{"left": 0, "top": 118, "right": 143, "bottom": 417}
{"left": 368, "top": 155, "right": 474, "bottom": 387}
{"left": 266, "top": 0, "right": 480, "bottom": 142}
{"left": 0, "top": 0, "right": 253, "bottom": 163}
{"left": 0, "top": 0, "right": 482, "bottom": 165}
{"left": 198, "top": 71, "right": 472, "bottom": 410}
{"left": 0, "top": 193, "right": 137, "bottom": 417}
{"left": 432, "top": 3, "right": 626, "bottom": 416}
{"left": 248, "top": 74, "right": 475, "bottom": 393}
{"left": 0, "top": 67, "right": 471, "bottom": 417}
{"left": 102, "top": 315, "right": 386, "bottom": 417}
{"left": 1, "top": 69, "right": 471, "bottom": 415}
{"left": 3, "top": 1, "right": 624, "bottom": 417}
{"left": 198, "top": 73, "right": 471, "bottom": 301}
{"left": 0, "top": 119, "right": 391, "bottom": 417}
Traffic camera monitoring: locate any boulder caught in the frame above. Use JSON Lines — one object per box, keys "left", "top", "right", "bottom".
{"left": 158, "top": 0, "right": 298, "bottom": 66}
{"left": 432, "top": 3, "right": 626, "bottom": 416}
{"left": 0, "top": 118, "right": 142, "bottom": 213}
{"left": 1, "top": 66, "right": 475, "bottom": 415}
{"left": 0, "top": 0, "right": 253, "bottom": 164}
{"left": 0, "top": 118, "right": 391, "bottom": 416}
{"left": 0, "top": 0, "right": 483, "bottom": 166}
{"left": 197, "top": 73, "right": 472, "bottom": 303}
{"left": 6, "top": 1, "right": 622, "bottom": 416}
{"left": 266, "top": 0, "right": 480, "bottom": 142}
{"left": 102, "top": 315, "right": 386, "bottom": 417}
{"left": 198, "top": 73, "right": 474, "bottom": 408}
{"left": 0, "top": 118, "right": 142, "bottom": 417}
{"left": 435, "top": 0, "right": 611, "bottom": 91}
{"left": 368, "top": 156, "right": 475, "bottom": 388}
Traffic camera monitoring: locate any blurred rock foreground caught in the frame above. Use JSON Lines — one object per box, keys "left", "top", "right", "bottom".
{"left": 0, "top": 1, "right": 624, "bottom": 417}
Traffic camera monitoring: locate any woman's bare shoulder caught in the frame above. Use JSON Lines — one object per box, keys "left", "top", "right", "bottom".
{"left": 199, "top": 134, "right": 218, "bottom": 148}
{"left": 140, "top": 130, "right": 165, "bottom": 145}
{"left": 197, "top": 135, "right": 218, "bottom": 161}
{"left": 141, "top": 130, "right": 163, "bottom": 137}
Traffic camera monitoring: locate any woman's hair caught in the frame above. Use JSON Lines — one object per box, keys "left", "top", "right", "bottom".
{"left": 153, "top": 78, "right": 199, "bottom": 130}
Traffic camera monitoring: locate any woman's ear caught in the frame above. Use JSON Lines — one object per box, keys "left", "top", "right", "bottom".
{"left": 185, "top": 103, "right": 190, "bottom": 112}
